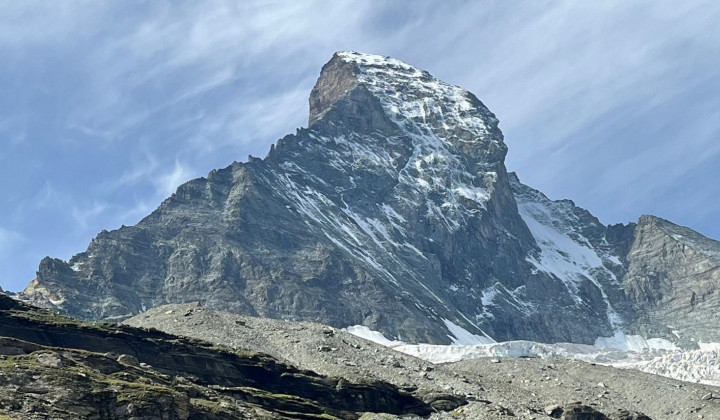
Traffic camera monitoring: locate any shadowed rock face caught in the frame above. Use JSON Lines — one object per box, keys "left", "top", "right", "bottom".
{"left": 0, "top": 294, "right": 434, "bottom": 419}
{"left": 19, "top": 52, "right": 720, "bottom": 348}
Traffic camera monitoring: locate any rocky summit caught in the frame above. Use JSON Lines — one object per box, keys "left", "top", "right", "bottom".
{"left": 21, "top": 52, "right": 720, "bottom": 348}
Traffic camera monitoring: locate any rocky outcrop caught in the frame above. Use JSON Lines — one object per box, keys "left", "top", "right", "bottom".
{"left": 0, "top": 294, "right": 434, "bottom": 419}
{"left": 554, "top": 403, "right": 650, "bottom": 420}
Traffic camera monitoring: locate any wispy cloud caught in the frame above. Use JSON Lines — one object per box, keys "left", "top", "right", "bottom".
{"left": 71, "top": 201, "right": 109, "bottom": 230}
{"left": 0, "top": 227, "right": 23, "bottom": 253}
{"left": 0, "top": 115, "right": 28, "bottom": 146}
{"left": 32, "top": 182, "right": 61, "bottom": 209}
{"left": 184, "top": 83, "right": 312, "bottom": 158}
{"left": 52, "top": 1, "right": 377, "bottom": 144}
{"left": 155, "top": 160, "right": 194, "bottom": 198}
{"left": 103, "top": 150, "right": 160, "bottom": 191}
{"left": 0, "top": 2, "right": 105, "bottom": 47}
{"left": 116, "top": 200, "right": 154, "bottom": 226}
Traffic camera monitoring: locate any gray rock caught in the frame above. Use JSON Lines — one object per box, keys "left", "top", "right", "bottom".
{"left": 561, "top": 403, "right": 607, "bottom": 419}
{"left": 622, "top": 215, "right": 720, "bottom": 346}
{"left": 36, "top": 352, "right": 62, "bottom": 367}
{"left": 117, "top": 353, "right": 139, "bottom": 367}
{"left": 545, "top": 403, "right": 563, "bottom": 417}
{"left": 419, "top": 391, "right": 467, "bottom": 411}
{"left": 608, "top": 410, "right": 652, "bottom": 420}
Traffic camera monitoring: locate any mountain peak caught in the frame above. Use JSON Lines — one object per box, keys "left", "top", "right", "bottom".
{"left": 26, "top": 51, "right": 720, "bottom": 350}
{"left": 309, "top": 51, "right": 507, "bottom": 164}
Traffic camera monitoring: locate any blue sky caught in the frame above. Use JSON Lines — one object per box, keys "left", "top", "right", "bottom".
{"left": 1, "top": 1, "right": 719, "bottom": 291}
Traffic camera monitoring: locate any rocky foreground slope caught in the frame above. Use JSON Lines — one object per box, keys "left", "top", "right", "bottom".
{"left": 0, "top": 294, "right": 442, "bottom": 419}
{"left": 20, "top": 52, "right": 720, "bottom": 349}
{"left": 126, "top": 303, "right": 720, "bottom": 420}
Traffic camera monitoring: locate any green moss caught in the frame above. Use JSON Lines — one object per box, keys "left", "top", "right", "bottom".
{"left": 1, "top": 304, "right": 431, "bottom": 419}
{"left": 219, "top": 386, "right": 342, "bottom": 419}
{"left": 11, "top": 309, "right": 95, "bottom": 328}
{"left": 106, "top": 379, "right": 173, "bottom": 394}
{"left": 275, "top": 412, "right": 338, "bottom": 419}
{"left": 190, "top": 398, "right": 223, "bottom": 413}
{"left": 358, "top": 414, "right": 396, "bottom": 420}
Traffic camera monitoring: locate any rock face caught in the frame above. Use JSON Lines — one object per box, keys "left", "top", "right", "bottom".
{"left": 0, "top": 294, "right": 433, "bottom": 419}
{"left": 621, "top": 215, "right": 720, "bottom": 346}
{"left": 20, "top": 52, "right": 720, "bottom": 347}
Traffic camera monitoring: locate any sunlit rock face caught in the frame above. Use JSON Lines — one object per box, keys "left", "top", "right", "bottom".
{"left": 621, "top": 215, "right": 720, "bottom": 347}
{"left": 21, "top": 52, "right": 720, "bottom": 347}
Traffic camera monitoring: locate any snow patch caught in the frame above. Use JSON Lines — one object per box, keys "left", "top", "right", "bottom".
{"left": 346, "top": 323, "right": 720, "bottom": 387}
{"left": 395, "top": 340, "right": 597, "bottom": 364}
{"left": 521, "top": 203, "right": 603, "bottom": 284}
{"left": 337, "top": 51, "right": 500, "bottom": 144}
{"left": 518, "top": 199, "right": 623, "bottom": 329}
{"left": 607, "top": 255, "right": 622, "bottom": 265}
{"left": 344, "top": 325, "right": 405, "bottom": 347}
{"left": 481, "top": 287, "right": 498, "bottom": 306}
{"left": 47, "top": 297, "right": 65, "bottom": 306}
{"left": 454, "top": 186, "right": 489, "bottom": 204}
{"left": 699, "top": 342, "right": 720, "bottom": 351}
{"left": 393, "top": 339, "right": 720, "bottom": 386}
{"left": 443, "top": 319, "right": 495, "bottom": 345}
{"left": 595, "top": 331, "right": 679, "bottom": 352}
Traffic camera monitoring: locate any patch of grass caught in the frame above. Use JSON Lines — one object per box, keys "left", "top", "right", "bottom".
{"left": 190, "top": 398, "right": 223, "bottom": 413}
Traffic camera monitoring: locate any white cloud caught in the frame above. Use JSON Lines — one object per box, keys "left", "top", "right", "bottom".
{"left": 32, "top": 181, "right": 61, "bottom": 209}
{"left": 55, "top": 1, "right": 378, "bottom": 142}
{"left": 0, "top": 2, "right": 105, "bottom": 47}
{"left": 155, "top": 160, "right": 194, "bottom": 198}
{"left": 124, "top": 200, "right": 153, "bottom": 221}
{"left": 0, "top": 227, "right": 23, "bottom": 253}
{"left": 185, "top": 82, "right": 312, "bottom": 158}
{"left": 103, "top": 150, "right": 160, "bottom": 191}
{"left": 71, "top": 201, "right": 109, "bottom": 230}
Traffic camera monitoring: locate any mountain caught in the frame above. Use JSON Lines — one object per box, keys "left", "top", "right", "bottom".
{"left": 20, "top": 52, "right": 720, "bottom": 348}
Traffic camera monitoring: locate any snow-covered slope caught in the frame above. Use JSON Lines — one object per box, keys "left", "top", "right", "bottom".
{"left": 346, "top": 325, "right": 720, "bottom": 387}
{"left": 403, "top": 342, "right": 720, "bottom": 387}
{"left": 509, "top": 173, "right": 633, "bottom": 342}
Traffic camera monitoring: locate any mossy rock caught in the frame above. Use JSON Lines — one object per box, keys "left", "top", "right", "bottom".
{"left": 0, "top": 298, "right": 434, "bottom": 419}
